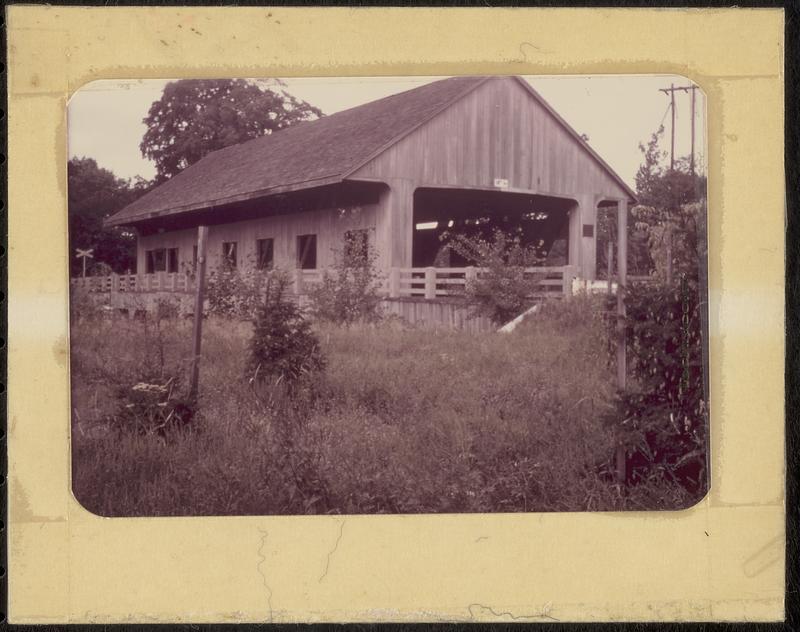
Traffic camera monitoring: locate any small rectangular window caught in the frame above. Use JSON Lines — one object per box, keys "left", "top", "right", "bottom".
{"left": 256, "top": 238, "right": 274, "bottom": 270}
{"left": 146, "top": 248, "right": 167, "bottom": 273}
{"left": 344, "top": 229, "right": 369, "bottom": 265}
{"left": 222, "top": 241, "right": 238, "bottom": 268}
{"left": 167, "top": 247, "right": 179, "bottom": 273}
{"left": 297, "top": 234, "right": 317, "bottom": 270}
{"left": 582, "top": 224, "right": 594, "bottom": 238}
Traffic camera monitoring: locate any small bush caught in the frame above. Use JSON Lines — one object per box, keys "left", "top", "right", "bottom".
{"left": 308, "top": 233, "right": 383, "bottom": 325}
{"left": 247, "top": 271, "right": 326, "bottom": 389}
{"left": 69, "top": 286, "right": 105, "bottom": 323}
{"left": 140, "top": 296, "right": 183, "bottom": 378}
{"left": 444, "top": 228, "right": 545, "bottom": 325}
{"left": 205, "top": 259, "right": 272, "bottom": 319}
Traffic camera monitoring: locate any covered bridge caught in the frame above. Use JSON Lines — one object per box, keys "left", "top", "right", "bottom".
{"left": 92, "top": 75, "right": 636, "bottom": 323}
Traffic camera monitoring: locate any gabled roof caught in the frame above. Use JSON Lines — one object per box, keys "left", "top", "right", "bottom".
{"left": 106, "top": 76, "right": 491, "bottom": 226}
{"left": 106, "top": 75, "right": 636, "bottom": 227}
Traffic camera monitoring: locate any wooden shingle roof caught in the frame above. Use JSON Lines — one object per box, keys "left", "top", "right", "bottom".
{"left": 106, "top": 76, "right": 491, "bottom": 226}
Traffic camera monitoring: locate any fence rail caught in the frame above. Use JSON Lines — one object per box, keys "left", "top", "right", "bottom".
{"left": 70, "top": 265, "right": 583, "bottom": 299}
{"left": 70, "top": 272, "right": 195, "bottom": 294}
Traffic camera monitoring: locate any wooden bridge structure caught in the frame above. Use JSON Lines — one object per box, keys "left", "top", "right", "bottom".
{"left": 70, "top": 264, "right": 580, "bottom": 332}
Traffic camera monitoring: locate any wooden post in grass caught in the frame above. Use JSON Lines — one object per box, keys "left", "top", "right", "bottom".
{"left": 615, "top": 199, "right": 628, "bottom": 484}
{"left": 424, "top": 267, "right": 436, "bottom": 300}
{"left": 562, "top": 265, "right": 575, "bottom": 298}
{"left": 665, "top": 224, "right": 674, "bottom": 285}
{"left": 189, "top": 225, "right": 208, "bottom": 400}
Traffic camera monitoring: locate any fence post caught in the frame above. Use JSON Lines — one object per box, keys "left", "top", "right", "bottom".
{"left": 424, "top": 267, "right": 436, "bottom": 300}
{"left": 562, "top": 265, "right": 575, "bottom": 298}
{"left": 189, "top": 226, "right": 209, "bottom": 400}
{"left": 665, "top": 224, "right": 674, "bottom": 285}
{"left": 294, "top": 268, "right": 304, "bottom": 295}
{"left": 466, "top": 266, "right": 477, "bottom": 286}
{"left": 388, "top": 267, "right": 400, "bottom": 298}
{"left": 111, "top": 273, "right": 119, "bottom": 294}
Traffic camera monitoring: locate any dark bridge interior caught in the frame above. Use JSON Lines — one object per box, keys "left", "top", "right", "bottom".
{"left": 411, "top": 187, "right": 572, "bottom": 268}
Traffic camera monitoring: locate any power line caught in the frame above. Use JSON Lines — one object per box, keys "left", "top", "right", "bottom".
{"left": 659, "top": 83, "right": 700, "bottom": 174}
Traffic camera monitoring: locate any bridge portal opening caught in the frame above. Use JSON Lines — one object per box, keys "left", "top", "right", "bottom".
{"left": 411, "top": 187, "right": 572, "bottom": 268}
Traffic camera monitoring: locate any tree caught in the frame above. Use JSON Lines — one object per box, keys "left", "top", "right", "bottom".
{"left": 248, "top": 272, "right": 326, "bottom": 388}
{"left": 68, "top": 157, "right": 147, "bottom": 276}
{"left": 597, "top": 126, "right": 706, "bottom": 279}
{"left": 631, "top": 128, "right": 707, "bottom": 282}
{"left": 599, "top": 130, "right": 708, "bottom": 504}
{"left": 445, "top": 228, "right": 545, "bottom": 325}
{"left": 308, "top": 231, "right": 383, "bottom": 326}
{"left": 141, "top": 79, "right": 323, "bottom": 182}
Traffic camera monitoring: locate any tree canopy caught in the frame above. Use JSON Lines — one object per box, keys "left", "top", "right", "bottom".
{"left": 596, "top": 126, "right": 706, "bottom": 278}
{"left": 140, "top": 78, "right": 323, "bottom": 182}
{"left": 68, "top": 157, "right": 148, "bottom": 275}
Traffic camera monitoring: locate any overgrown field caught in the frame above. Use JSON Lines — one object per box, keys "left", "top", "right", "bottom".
{"left": 70, "top": 297, "right": 697, "bottom": 516}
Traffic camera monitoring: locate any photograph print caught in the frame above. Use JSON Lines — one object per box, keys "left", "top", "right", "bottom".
{"left": 68, "top": 74, "right": 709, "bottom": 516}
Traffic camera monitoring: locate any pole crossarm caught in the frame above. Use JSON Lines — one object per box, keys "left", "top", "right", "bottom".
{"left": 659, "top": 83, "right": 700, "bottom": 174}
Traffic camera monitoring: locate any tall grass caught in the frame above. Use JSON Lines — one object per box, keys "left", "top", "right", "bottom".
{"left": 70, "top": 297, "right": 689, "bottom": 516}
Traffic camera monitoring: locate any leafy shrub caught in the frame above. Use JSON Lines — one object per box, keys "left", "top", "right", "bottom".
{"left": 445, "top": 228, "right": 545, "bottom": 325}
{"left": 205, "top": 259, "right": 272, "bottom": 319}
{"left": 69, "top": 285, "right": 105, "bottom": 323}
{"left": 140, "top": 296, "right": 183, "bottom": 378}
{"left": 247, "top": 271, "right": 326, "bottom": 389}
{"left": 633, "top": 201, "right": 704, "bottom": 283}
{"left": 603, "top": 273, "right": 707, "bottom": 501}
{"left": 307, "top": 233, "right": 383, "bottom": 325}
{"left": 109, "top": 376, "right": 196, "bottom": 436}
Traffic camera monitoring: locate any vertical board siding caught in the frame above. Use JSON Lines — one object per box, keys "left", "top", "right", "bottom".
{"left": 380, "top": 299, "right": 494, "bottom": 333}
{"left": 351, "top": 76, "right": 630, "bottom": 201}
{"left": 137, "top": 203, "right": 378, "bottom": 274}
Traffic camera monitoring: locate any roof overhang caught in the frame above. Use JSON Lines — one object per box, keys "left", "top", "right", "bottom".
{"left": 104, "top": 174, "right": 346, "bottom": 229}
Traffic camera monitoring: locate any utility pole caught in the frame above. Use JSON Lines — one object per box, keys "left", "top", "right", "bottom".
{"left": 659, "top": 82, "right": 700, "bottom": 285}
{"left": 669, "top": 83, "right": 675, "bottom": 170}
{"left": 659, "top": 83, "right": 700, "bottom": 173}
{"left": 189, "top": 225, "right": 208, "bottom": 400}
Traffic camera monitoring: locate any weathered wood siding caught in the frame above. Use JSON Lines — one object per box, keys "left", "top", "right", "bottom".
{"left": 353, "top": 76, "right": 629, "bottom": 279}
{"left": 380, "top": 298, "right": 494, "bottom": 333}
{"left": 351, "top": 76, "right": 630, "bottom": 200}
{"left": 136, "top": 203, "right": 378, "bottom": 274}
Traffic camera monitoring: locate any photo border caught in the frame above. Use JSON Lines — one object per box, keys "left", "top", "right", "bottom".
{"left": 5, "top": 5, "right": 786, "bottom": 623}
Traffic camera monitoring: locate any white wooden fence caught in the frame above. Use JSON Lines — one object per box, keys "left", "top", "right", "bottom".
{"left": 71, "top": 265, "right": 579, "bottom": 299}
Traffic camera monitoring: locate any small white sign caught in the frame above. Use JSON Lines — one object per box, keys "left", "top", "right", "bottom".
{"left": 493, "top": 177, "right": 509, "bottom": 189}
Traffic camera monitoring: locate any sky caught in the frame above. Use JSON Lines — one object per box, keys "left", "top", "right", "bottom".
{"left": 67, "top": 75, "right": 706, "bottom": 190}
